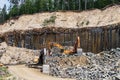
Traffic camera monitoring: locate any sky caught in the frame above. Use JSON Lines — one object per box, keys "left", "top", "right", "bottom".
{"left": 0, "top": 0, "right": 10, "bottom": 9}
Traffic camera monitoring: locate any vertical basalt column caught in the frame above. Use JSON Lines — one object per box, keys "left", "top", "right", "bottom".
{"left": 56, "top": 33, "right": 64, "bottom": 45}
{"left": 82, "top": 29, "right": 86, "bottom": 51}
{"left": 39, "top": 34, "right": 44, "bottom": 48}
{"left": 78, "top": 29, "right": 82, "bottom": 49}
{"left": 97, "top": 28, "right": 102, "bottom": 53}
{"left": 24, "top": 32, "right": 32, "bottom": 49}
{"left": 17, "top": 33, "right": 22, "bottom": 48}
{"left": 95, "top": 29, "right": 99, "bottom": 53}
{"left": 104, "top": 28, "right": 107, "bottom": 50}
{"left": 37, "top": 34, "right": 43, "bottom": 49}
{"left": 37, "top": 35, "right": 40, "bottom": 49}
{"left": 70, "top": 33, "right": 74, "bottom": 46}
{"left": 0, "top": 38, "right": 2, "bottom": 43}
{"left": 14, "top": 32, "right": 19, "bottom": 47}
{"left": 80, "top": 29, "right": 85, "bottom": 52}
{"left": 46, "top": 33, "right": 55, "bottom": 45}
{"left": 72, "top": 32, "right": 77, "bottom": 46}
{"left": 88, "top": 30, "right": 92, "bottom": 52}
{"left": 116, "top": 28, "right": 119, "bottom": 48}
{"left": 24, "top": 33, "right": 28, "bottom": 48}
{"left": 85, "top": 29, "right": 89, "bottom": 52}
{"left": 112, "top": 29, "right": 116, "bottom": 49}
{"left": 32, "top": 34, "right": 40, "bottom": 50}
{"left": 94, "top": 29, "right": 97, "bottom": 53}
{"left": 95, "top": 29, "right": 98, "bottom": 53}
{"left": 86, "top": 29, "right": 88, "bottom": 52}
{"left": 0, "top": 36, "right": 5, "bottom": 43}
{"left": 91, "top": 29, "right": 95, "bottom": 53}
{"left": 64, "top": 33, "right": 67, "bottom": 46}
{"left": 71, "top": 31, "right": 74, "bottom": 46}
{"left": 118, "top": 28, "right": 120, "bottom": 47}
{"left": 7, "top": 33, "right": 15, "bottom": 46}
{"left": 64, "top": 33, "right": 72, "bottom": 46}
{"left": 100, "top": 28, "right": 103, "bottom": 52}
{"left": 103, "top": 29, "right": 106, "bottom": 51}
{"left": 21, "top": 34, "right": 25, "bottom": 48}
{"left": 106, "top": 29, "right": 110, "bottom": 50}
{"left": 114, "top": 29, "right": 117, "bottom": 48}
{"left": 108, "top": 27, "right": 112, "bottom": 50}
{"left": 14, "top": 31, "right": 20, "bottom": 47}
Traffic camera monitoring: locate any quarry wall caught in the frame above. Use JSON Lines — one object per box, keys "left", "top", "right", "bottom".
{"left": 0, "top": 24, "right": 119, "bottom": 53}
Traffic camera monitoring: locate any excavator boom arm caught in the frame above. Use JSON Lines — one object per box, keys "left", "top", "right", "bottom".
{"left": 48, "top": 36, "right": 80, "bottom": 55}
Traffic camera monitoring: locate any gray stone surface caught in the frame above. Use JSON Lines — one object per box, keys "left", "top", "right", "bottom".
{"left": 47, "top": 48, "right": 120, "bottom": 80}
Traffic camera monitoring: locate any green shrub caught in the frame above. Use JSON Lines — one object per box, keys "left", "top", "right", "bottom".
{"left": 0, "top": 66, "right": 11, "bottom": 78}
{"left": 81, "top": 21, "right": 84, "bottom": 26}
{"left": 43, "top": 15, "right": 56, "bottom": 26}
{"left": 86, "top": 21, "right": 89, "bottom": 25}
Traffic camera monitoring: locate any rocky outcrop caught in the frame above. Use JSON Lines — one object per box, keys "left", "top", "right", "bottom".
{"left": 0, "top": 25, "right": 119, "bottom": 53}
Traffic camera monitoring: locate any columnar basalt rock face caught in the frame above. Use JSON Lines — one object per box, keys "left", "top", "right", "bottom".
{"left": 0, "top": 25, "right": 120, "bottom": 53}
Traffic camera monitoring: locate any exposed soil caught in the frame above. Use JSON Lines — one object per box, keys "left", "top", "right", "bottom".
{"left": 8, "top": 65, "right": 75, "bottom": 80}
{"left": 0, "top": 5, "right": 120, "bottom": 34}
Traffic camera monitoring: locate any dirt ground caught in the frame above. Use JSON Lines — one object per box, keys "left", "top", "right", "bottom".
{"left": 8, "top": 65, "right": 75, "bottom": 80}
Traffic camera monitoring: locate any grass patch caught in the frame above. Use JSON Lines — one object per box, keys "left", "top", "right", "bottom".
{"left": 86, "top": 21, "right": 89, "bottom": 25}
{"left": 0, "top": 66, "right": 11, "bottom": 79}
{"left": 43, "top": 15, "right": 56, "bottom": 26}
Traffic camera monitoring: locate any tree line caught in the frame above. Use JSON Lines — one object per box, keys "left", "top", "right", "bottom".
{"left": 0, "top": 0, "right": 120, "bottom": 24}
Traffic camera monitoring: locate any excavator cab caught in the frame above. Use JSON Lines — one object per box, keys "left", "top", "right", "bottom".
{"left": 60, "top": 49, "right": 64, "bottom": 53}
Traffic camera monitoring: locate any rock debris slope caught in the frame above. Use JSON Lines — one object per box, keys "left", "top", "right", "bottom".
{"left": 47, "top": 48, "right": 120, "bottom": 80}
{"left": 0, "top": 42, "right": 40, "bottom": 65}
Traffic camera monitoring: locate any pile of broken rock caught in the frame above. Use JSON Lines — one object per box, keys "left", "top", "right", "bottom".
{"left": 0, "top": 42, "right": 40, "bottom": 65}
{"left": 47, "top": 48, "right": 120, "bottom": 80}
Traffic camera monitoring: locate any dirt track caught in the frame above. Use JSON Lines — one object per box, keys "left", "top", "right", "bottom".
{"left": 8, "top": 65, "right": 75, "bottom": 80}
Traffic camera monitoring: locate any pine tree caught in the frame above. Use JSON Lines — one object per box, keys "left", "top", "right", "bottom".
{"left": 24, "top": 0, "right": 32, "bottom": 14}
{"left": 1, "top": 0, "right": 120, "bottom": 23}
{"left": 1, "top": 5, "right": 7, "bottom": 23}
{"left": 9, "top": 5, "right": 18, "bottom": 17}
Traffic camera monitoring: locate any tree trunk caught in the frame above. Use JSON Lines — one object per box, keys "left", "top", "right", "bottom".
{"left": 85, "top": 0, "right": 87, "bottom": 10}
{"left": 78, "top": 0, "right": 81, "bottom": 10}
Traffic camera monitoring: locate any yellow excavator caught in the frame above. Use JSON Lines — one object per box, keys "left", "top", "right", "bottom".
{"left": 48, "top": 36, "right": 80, "bottom": 55}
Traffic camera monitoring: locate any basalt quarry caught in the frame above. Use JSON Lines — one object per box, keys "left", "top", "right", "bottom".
{"left": 0, "top": 26, "right": 120, "bottom": 53}
{"left": 0, "top": 5, "right": 120, "bottom": 80}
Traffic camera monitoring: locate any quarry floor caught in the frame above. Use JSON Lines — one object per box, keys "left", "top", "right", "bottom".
{"left": 8, "top": 65, "right": 75, "bottom": 80}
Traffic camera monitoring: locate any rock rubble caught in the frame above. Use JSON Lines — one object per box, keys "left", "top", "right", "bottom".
{"left": 0, "top": 42, "right": 40, "bottom": 65}
{"left": 47, "top": 48, "right": 120, "bottom": 80}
